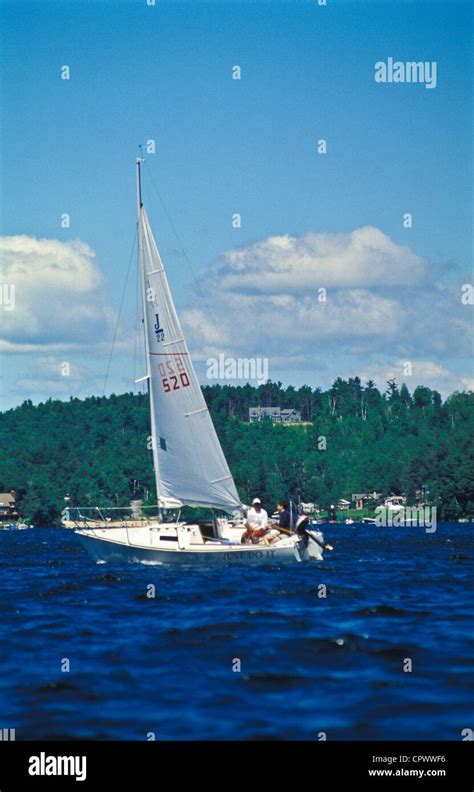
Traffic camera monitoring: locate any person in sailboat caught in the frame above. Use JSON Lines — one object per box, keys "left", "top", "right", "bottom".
{"left": 276, "top": 500, "right": 291, "bottom": 530}
{"left": 241, "top": 498, "right": 268, "bottom": 544}
{"left": 262, "top": 499, "right": 291, "bottom": 545}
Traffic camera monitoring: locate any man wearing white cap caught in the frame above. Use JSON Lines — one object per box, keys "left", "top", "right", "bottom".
{"left": 241, "top": 497, "right": 268, "bottom": 544}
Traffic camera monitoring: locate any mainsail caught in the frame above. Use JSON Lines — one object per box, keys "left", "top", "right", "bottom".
{"left": 138, "top": 202, "right": 241, "bottom": 512}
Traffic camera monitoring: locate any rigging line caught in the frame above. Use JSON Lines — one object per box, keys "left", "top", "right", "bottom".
{"left": 133, "top": 235, "right": 141, "bottom": 391}
{"left": 143, "top": 160, "right": 221, "bottom": 339}
{"left": 102, "top": 227, "right": 138, "bottom": 396}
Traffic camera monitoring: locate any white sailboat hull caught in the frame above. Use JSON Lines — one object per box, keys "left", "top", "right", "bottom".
{"left": 75, "top": 524, "right": 324, "bottom": 565}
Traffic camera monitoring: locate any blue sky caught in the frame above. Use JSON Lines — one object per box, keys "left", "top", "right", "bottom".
{"left": 0, "top": 0, "right": 472, "bottom": 409}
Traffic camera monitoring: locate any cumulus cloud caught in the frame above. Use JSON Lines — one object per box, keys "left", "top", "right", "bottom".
{"left": 183, "top": 228, "right": 470, "bottom": 356}
{"left": 10, "top": 356, "right": 103, "bottom": 403}
{"left": 2, "top": 228, "right": 470, "bottom": 401}
{"left": 184, "top": 289, "right": 403, "bottom": 360}
{"left": 0, "top": 235, "right": 115, "bottom": 350}
{"left": 357, "top": 360, "right": 474, "bottom": 397}
{"left": 181, "top": 226, "right": 472, "bottom": 395}
{"left": 211, "top": 226, "right": 427, "bottom": 293}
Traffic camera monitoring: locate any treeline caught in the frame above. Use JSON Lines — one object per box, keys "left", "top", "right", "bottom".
{"left": 0, "top": 378, "right": 472, "bottom": 525}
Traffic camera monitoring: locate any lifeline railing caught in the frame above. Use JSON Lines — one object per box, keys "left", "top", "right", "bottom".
{"left": 62, "top": 505, "right": 163, "bottom": 534}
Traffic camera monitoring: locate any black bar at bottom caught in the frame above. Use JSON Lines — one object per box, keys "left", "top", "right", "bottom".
{"left": 0, "top": 740, "right": 472, "bottom": 790}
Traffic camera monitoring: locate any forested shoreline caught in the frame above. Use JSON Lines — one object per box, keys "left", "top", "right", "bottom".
{"left": 0, "top": 378, "right": 472, "bottom": 525}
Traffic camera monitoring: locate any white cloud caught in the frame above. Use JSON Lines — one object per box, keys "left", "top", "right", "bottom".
{"left": 181, "top": 226, "right": 472, "bottom": 395}
{"left": 2, "top": 228, "right": 470, "bottom": 402}
{"left": 35, "top": 355, "right": 92, "bottom": 381}
{"left": 183, "top": 289, "right": 402, "bottom": 360}
{"left": 213, "top": 226, "right": 427, "bottom": 293}
{"left": 357, "top": 360, "right": 474, "bottom": 397}
{"left": 0, "top": 235, "right": 115, "bottom": 350}
{"left": 11, "top": 355, "right": 98, "bottom": 398}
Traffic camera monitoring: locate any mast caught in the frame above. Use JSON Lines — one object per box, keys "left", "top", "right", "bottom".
{"left": 136, "top": 157, "right": 162, "bottom": 516}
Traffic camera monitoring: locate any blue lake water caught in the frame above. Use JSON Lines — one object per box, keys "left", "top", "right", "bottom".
{"left": 0, "top": 524, "right": 473, "bottom": 740}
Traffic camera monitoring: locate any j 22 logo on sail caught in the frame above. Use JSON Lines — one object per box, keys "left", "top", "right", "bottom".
{"left": 154, "top": 313, "right": 165, "bottom": 342}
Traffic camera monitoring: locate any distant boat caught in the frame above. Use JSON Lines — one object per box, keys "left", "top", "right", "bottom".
{"left": 0, "top": 522, "right": 32, "bottom": 531}
{"left": 75, "top": 159, "right": 327, "bottom": 565}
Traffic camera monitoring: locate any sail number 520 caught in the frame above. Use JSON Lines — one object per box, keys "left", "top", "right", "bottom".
{"left": 158, "top": 360, "right": 190, "bottom": 393}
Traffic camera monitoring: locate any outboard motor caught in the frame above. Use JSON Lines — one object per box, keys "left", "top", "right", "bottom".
{"left": 295, "top": 515, "right": 327, "bottom": 559}
{"left": 295, "top": 514, "right": 310, "bottom": 542}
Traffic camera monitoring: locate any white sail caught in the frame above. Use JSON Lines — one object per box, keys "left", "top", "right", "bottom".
{"left": 138, "top": 206, "right": 241, "bottom": 512}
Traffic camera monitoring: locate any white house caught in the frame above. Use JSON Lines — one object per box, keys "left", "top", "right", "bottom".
{"left": 337, "top": 498, "right": 351, "bottom": 511}
{"left": 280, "top": 409, "right": 302, "bottom": 423}
{"left": 248, "top": 406, "right": 302, "bottom": 423}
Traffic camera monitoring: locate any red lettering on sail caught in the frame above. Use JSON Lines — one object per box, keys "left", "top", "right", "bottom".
{"left": 158, "top": 357, "right": 190, "bottom": 393}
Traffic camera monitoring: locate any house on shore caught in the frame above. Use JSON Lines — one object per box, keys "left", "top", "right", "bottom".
{"left": 351, "top": 492, "right": 382, "bottom": 510}
{"left": 337, "top": 498, "right": 351, "bottom": 511}
{"left": 249, "top": 406, "right": 302, "bottom": 424}
{"left": 0, "top": 491, "right": 18, "bottom": 522}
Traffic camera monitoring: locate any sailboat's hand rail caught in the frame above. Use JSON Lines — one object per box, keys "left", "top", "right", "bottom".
{"left": 66, "top": 505, "right": 160, "bottom": 512}
{"left": 67, "top": 503, "right": 161, "bottom": 532}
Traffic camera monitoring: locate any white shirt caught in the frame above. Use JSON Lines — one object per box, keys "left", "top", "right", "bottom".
{"left": 247, "top": 506, "right": 268, "bottom": 530}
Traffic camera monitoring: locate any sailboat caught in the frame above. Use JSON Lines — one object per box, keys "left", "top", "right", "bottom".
{"left": 75, "top": 159, "right": 327, "bottom": 565}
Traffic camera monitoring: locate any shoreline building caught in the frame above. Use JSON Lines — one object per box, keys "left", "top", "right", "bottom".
{"left": 351, "top": 492, "right": 382, "bottom": 510}
{"left": 249, "top": 406, "right": 302, "bottom": 424}
{"left": 0, "top": 491, "right": 18, "bottom": 523}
